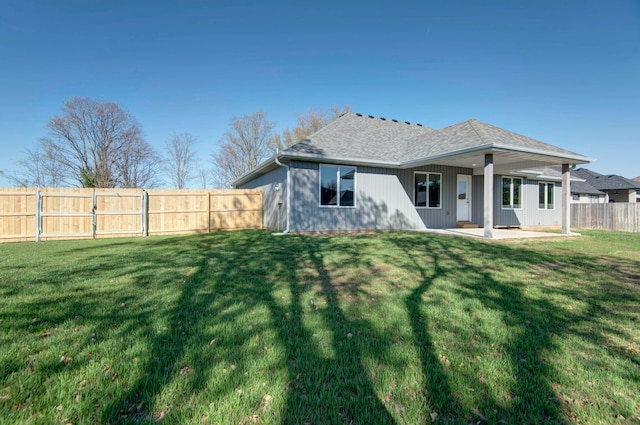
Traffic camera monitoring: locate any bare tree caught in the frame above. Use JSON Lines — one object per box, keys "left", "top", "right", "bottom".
{"left": 117, "top": 137, "right": 161, "bottom": 188}
{"left": 7, "top": 139, "right": 67, "bottom": 187}
{"left": 163, "top": 132, "right": 197, "bottom": 189}
{"left": 43, "top": 97, "right": 158, "bottom": 188}
{"left": 211, "top": 111, "right": 276, "bottom": 188}
{"left": 273, "top": 105, "right": 351, "bottom": 151}
{"left": 195, "top": 167, "right": 209, "bottom": 189}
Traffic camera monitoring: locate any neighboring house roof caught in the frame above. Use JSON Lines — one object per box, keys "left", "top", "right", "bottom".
{"left": 633, "top": 176, "right": 640, "bottom": 183}
{"left": 509, "top": 166, "right": 604, "bottom": 195}
{"left": 574, "top": 168, "right": 640, "bottom": 191}
{"left": 233, "top": 112, "right": 594, "bottom": 187}
{"left": 571, "top": 181, "right": 605, "bottom": 196}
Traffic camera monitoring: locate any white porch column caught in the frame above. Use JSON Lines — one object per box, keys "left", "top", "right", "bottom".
{"left": 562, "top": 163, "right": 571, "bottom": 234}
{"left": 484, "top": 154, "right": 494, "bottom": 238}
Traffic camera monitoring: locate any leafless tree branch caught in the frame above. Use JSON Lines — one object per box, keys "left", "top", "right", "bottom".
{"left": 211, "top": 111, "right": 275, "bottom": 188}
{"left": 163, "top": 132, "right": 198, "bottom": 189}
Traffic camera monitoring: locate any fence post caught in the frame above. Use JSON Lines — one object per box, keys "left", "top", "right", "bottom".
{"left": 207, "top": 191, "right": 211, "bottom": 233}
{"left": 141, "top": 190, "right": 148, "bottom": 237}
{"left": 35, "top": 189, "right": 42, "bottom": 242}
{"left": 92, "top": 190, "right": 97, "bottom": 239}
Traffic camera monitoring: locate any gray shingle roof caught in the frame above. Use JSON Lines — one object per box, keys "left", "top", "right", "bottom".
{"left": 571, "top": 180, "right": 605, "bottom": 196}
{"left": 574, "top": 168, "right": 640, "bottom": 191}
{"left": 283, "top": 112, "right": 589, "bottom": 164}
{"left": 233, "top": 112, "right": 594, "bottom": 187}
{"left": 285, "top": 113, "right": 434, "bottom": 164}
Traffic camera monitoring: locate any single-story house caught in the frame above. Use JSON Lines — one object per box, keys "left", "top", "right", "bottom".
{"left": 233, "top": 112, "right": 593, "bottom": 237}
{"left": 573, "top": 168, "right": 640, "bottom": 203}
{"left": 570, "top": 180, "right": 606, "bottom": 203}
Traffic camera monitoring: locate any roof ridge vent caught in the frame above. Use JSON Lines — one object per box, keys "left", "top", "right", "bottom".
{"left": 417, "top": 123, "right": 423, "bottom": 127}
{"left": 380, "top": 117, "right": 386, "bottom": 120}
{"left": 368, "top": 115, "right": 374, "bottom": 118}
{"left": 404, "top": 121, "right": 411, "bottom": 125}
{"left": 355, "top": 113, "right": 363, "bottom": 117}
{"left": 392, "top": 119, "right": 398, "bottom": 122}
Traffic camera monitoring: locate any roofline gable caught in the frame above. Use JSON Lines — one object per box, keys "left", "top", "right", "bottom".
{"left": 232, "top": 112, "right": 595, "bottom": 187}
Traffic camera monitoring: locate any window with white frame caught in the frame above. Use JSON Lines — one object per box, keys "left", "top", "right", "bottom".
{"left": 538, "top": 182, "right": 554, "bottom": 209}
{"left": 501, "top": 177, "right": 522, "bottom": 209}
{"left": 414, "top": 172, "right": 441, "bottom": 208}
{"left": 319, "top": 165, "right": 356, "bottom": 207}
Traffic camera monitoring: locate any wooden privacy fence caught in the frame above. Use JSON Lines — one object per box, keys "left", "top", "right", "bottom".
{"left": 0, "top": 188, "right": 262, "bottom": 243}
{"left": 571, "top": 203, "right": 640, "bottom": 232}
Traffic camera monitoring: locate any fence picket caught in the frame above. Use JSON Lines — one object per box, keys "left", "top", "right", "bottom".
{"left": 571, "top": 203, "right": 639, "bottom": 232}
{"left": 0, "top": 188, "right": 263, "bottom": 243}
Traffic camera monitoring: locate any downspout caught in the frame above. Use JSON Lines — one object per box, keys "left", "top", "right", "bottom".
{"left": 272, "top": 156, "right": 290, "bottom": 235}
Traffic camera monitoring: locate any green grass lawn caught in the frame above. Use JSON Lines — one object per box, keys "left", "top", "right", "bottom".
{"left": 0, "top": 230, "right": 638, "bottom": 424}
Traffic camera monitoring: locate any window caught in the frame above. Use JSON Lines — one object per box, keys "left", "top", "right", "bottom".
{"left": 572, "top": 194, "right": 580, "bottom": 201}
{"left": 414, "top": 172, "right": 441, "bottom": 208}
{"left": 320, "top": 165, "right": 356, "bottom": 207}
{"left": 538, "top": 182, "right": 554, "bottom": 209}
{"left": 502, "top": 177, "right": 522, "bottom": 209}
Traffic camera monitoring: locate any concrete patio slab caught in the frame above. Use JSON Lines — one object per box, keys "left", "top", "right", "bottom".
{"left": 420, "top": 228, "right": 580, "bottom": 240}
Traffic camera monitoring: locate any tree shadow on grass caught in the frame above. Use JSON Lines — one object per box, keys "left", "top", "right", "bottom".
{"left": 267, "top": 236, "right": 397, "bottom": 424}
{"left": 390, "top": 233, "right": 639, "bottom": 423}
{"left": 98, "top": 233, "right": 271, "bottom": 423}
{"left": 2, "top": 230, "right": 638, "bottom": 424}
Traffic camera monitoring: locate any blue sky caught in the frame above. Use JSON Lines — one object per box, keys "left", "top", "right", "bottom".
{"left": 1, "top": 0, "right": 639, "bottom": 186}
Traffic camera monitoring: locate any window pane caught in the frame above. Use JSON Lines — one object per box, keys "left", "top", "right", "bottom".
{"left": 502, "top": 178, "right": 511, "bottom": 207}
{"left": 539, "top": 183, "right": 546, "bottom": 209}
{"left": 458, "top": 180, "right": 467, "bottom": 200}
{"left": 428, "top": 174, "right": 441, "bottom": 208}
{"left": 340, "top": 166, "right": 355, "bottom": 207}
{"left": 320, "top": 166, "right": 337, "bottom": 206}
{"left": 547, "top": 183, "right": 554, "bottom": 209}
{"left": 513, "top": 178, "right": 522, "bottom": 209}
{"left": 415, "top": 174, "right": 427, "bottom": 206}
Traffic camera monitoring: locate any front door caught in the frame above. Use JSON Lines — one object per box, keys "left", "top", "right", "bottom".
{"left": 457, "top": 175, "right": 472, "bottom": 222}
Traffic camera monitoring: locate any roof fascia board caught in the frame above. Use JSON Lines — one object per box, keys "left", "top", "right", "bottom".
{"left": 279, "top": 153, "right": 402, "bottom": 168}
{"left": 399, "top": 144, "right": 593, "bottom": 169}
{"left": 231, "top": 156, "right": 278, "bottom": 188}
{"left": 491, "top": 143, "right": 595, "bottom": 164}
{"left": 234, "top": 142, "right": 595, "bottom": 186}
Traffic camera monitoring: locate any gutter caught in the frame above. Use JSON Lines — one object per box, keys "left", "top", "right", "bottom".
{"left": 232, "top": 156, "right": 279, "bottom": 188}
{"left": 272, "top": 156, "right": 290, "bottom": 235}
{"left": 399, "top": 144, "right": 594, "bottom": 169}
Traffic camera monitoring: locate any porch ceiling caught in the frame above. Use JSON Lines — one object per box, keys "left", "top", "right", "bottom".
{"left": 411, "top": 148, "right": 592, "bottom": 175}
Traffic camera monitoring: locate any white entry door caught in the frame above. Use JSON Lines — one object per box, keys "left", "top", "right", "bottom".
{"left": 457, "top": 175, "right": 472, "bottom": 222}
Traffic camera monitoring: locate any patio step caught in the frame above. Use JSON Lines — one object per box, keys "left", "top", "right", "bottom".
{"left": 456, "top": 221, "right": 479, "bottom": 228}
